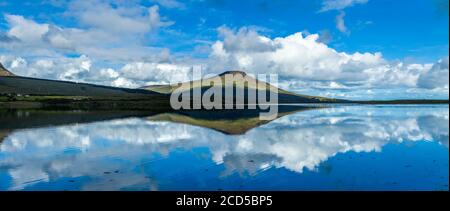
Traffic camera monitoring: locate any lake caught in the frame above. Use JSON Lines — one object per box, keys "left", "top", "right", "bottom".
{"left": 0, "top": 105, "right": 448, "bottom": 191}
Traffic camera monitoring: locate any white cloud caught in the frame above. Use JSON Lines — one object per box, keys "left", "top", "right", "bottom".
{"left": 320, "top": 0, "right": 368, "bottom": 36}
{"left": 217, "top": 26, "right": 280, "bottom": 53}
{"left": 208, "top": 27, "right": 449, "bottom": 94}
{"left": 119, "top": 62, "right": 192, "bottom": 86}
{"left": 418, "top": 56, "right": 449, "bottom": 89}
{"left": 43, "top": 26, "right": 73, "bottom": 50}
{"left": 5, "top": 15, "right": 49, "bottom": 43}
{"left": 0, "top": 0, "right": 174, "bottom": 61}
{"left": 111, "top": 77, "right": 137, "bottom": 88}
{"left": 148, "top": 5, "right": 175, "bottom": 31}
{"left": 0, "top": 55, "right": 92, "bottom": 81}
{"left": 335, "top": 11, "right": 349, "bottom": 34}
{"left": 320, "top": 0, "right": 369, "bottom": 12}
{"left": 70, "top": 1, "right": 147, "bottom": 34}
{"left": 0, "top": 55, "right": 192, "bottom": 88}
{"left": 99, "top": 68, "right": 120, "bottom": 79}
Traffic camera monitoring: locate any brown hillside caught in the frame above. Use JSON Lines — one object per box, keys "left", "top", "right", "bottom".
{"left": 0, "top": 63, "right": 15, "bottom": 77}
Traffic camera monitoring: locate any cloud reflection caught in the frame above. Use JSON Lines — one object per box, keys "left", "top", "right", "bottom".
{"left": 0, "top": 105, "right": 448, "bottom": 190}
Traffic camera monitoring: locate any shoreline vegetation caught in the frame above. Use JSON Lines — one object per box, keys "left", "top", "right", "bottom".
{"left": 0, "top": 65, "right": 448, "bottom": 110}
{"left": 0, "top": 97, "right": 448, "bottom": 110}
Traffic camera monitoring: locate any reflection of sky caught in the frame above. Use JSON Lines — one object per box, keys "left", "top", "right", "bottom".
{"left": 0, "top": 105, "right": 448, "bottom": 191}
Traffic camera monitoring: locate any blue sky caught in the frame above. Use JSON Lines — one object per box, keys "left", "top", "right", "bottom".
{"left": 0, "top": 0, "right": 448, "bottom": 100}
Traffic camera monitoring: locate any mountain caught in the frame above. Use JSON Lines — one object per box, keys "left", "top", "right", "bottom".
{"left": 142, "top": 70, "right": 346, "bottom": 103}
{"left": 0, "top": 63, "right": 15, "bottom": 77}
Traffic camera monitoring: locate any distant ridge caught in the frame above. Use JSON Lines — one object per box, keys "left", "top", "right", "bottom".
{"left": 0, "top": 62, "right": 15, "bottom": 77}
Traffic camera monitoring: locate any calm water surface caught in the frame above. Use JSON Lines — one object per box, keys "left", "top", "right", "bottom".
{"left": 0, "top": 105, "right": 448, "bottom": 190}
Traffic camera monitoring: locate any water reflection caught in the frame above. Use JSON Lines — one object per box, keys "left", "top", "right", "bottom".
{"left": 0, "top": 105, "right": 448, "bottom": 190}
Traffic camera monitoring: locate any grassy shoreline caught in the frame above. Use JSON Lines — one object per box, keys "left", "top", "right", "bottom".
{"left": 353, "top": 99, "right": 449, "bottom": 104}
{"left": 0, "top": 97, "right": 447, "bottom": 110}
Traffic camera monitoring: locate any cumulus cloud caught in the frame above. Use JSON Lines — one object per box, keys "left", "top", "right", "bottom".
{"left": 319, "top": 0, "right": 369, "bottom": 12}
{"left": 0, "top": 0, "right": 174, "bottom": 61}
{"left": 210, "top": 28, "right": 383, "bottom": 81}
{"left": 417, "top": 56, "right": 449, "bottom": 89}
{"left": 0, "top": 54, "right": 92, "bottom": 82}
{"left": 217, "top": 26, "right": 280, "bottom": 53}
{"left": 70, "top": 0, "right": 154, "bottom": 34}
{"left": 208, "top": 27, "right": 449, "bottom": 95}
{"left": 0, "top": 55, "right": 192, "bottom": 88}
{"left": 5, "top": 15, "right": 49, "bottom": 43}
{"left": 119, "top": 62, "right": 192, "bottom": 85}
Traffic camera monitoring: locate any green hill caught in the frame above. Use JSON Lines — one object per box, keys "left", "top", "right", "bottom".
{"left": 0, "top": 76, "right": 162, "bottom": 99}
{"left": 0, "top": 62, "right": 170, "bottom": 109}
{"left": 0, "top": 76, "right": 172, "bottom": 110}
{"left": 142, "top": 70, "right": 346, "bottom": 103}
{"left": 0, "top": 61, "right": 163, "bottom": 100}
